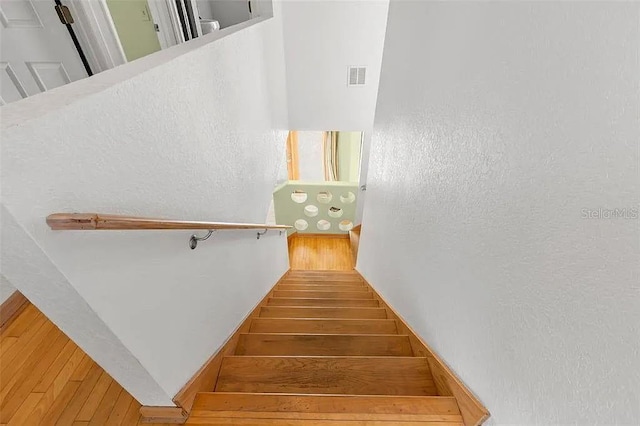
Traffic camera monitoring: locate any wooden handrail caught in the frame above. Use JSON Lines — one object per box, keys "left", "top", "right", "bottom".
{"left": 46, "top": 213, "right": 292, "bottom": 231}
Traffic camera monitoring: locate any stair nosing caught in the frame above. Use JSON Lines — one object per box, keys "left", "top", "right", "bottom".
{"left": 239, "top": 332, "right": 408, "bottom": 337}
{"left": 223, "top": 355, "right": 426, "bottom": 359}
{"left": 268, "top": 297, "right": 375, "bottom": 301}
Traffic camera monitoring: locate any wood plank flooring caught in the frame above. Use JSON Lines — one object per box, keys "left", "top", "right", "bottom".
{"left": 0, "top": 303, "right": 172, "bottom": 426}
{"left": 288, "top": 235, "right": 354, "bottom": 270}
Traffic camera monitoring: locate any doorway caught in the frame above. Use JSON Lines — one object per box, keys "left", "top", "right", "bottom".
{"left": 0, "top": 0, "right": 271, "bottom": 105}
{"left": 286, "top": 130, "right": 364, "bottom": 183}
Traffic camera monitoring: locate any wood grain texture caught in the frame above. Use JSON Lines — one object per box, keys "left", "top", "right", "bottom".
{"left": 286, "top": 271, "right": 361, "bottom": 279}
{"left": 288, "top": 235, "right": 355, "bottom": 270}
{"left": 276, "top": 283, "right": 366, "bottom": 291}
{"left": 139, "top": 406, "right": 188, "bottom": 423}
{"left": 0, "top": 291, "right": 29, "bottom": 329}
{"left": 357, "top": 272, "right": 490, "bottom": 426}
{"left": 272, "top": 290, "right": 373, "bottom": 299}
{"left": 284, "top": 277, "right": 360, "bottom": 282}
{"left": 186, "top": 419, "right": 463, "bottom": 426}
{"left": 267, "top": 298, "right": 379, "bottom": 307}
{"left": 286, "top": 131, "right": 300, "bottom": 180}
{"left": 249, "top": 318, "right": 399, "bottom": 334}
{"left": 188, "top": 413, "right": 463, "bottom": 422}
{"left": 279, "top": 280, "right": 365, "bottom": 287}
{"left": 287, "top": 270, "right": 359, "bottom": 275}
{"left": 0, "top": 301, "right": 166, "bottom": 425}
{"left": 192, "top": 393, "right": 461, "bottom": 416}
{"left": 0, "top": 303, "right": 41, "bottom": 338}
{"left": 172, "top": 271, "right": 289, "bottom": 412}
{"left": 235, "top": 333, "right": 413, "bottom": 356}
{"left": 349, "top": 224, "right": 361, "bottom": 264}
{"left": 259, "top": 306, "right": 388, "bottom": 319}
{"left": 46, "top": 213, "right": 291, "bottom": 231}
{"left": 215, "top": 356, "right": 437, "bottom": 395}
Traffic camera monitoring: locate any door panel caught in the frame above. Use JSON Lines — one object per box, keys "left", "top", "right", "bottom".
{"left": 25, "top": 61, "right": 71, "bottom": 91}
{"left": 0, "top": 0, "right": 88, "bottom": 104}
{"left": 0, "top": 0, "right": 43, "bottom": 28}
{"left": 0, "top": 62, "right": 28, "bottom": 104}
{"left": 105, "top": 0, "right": 161, "bottom": 62}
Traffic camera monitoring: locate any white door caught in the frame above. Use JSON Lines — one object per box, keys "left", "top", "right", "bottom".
{"left": 0, "top": 0, "right": 88, "bottom": 105}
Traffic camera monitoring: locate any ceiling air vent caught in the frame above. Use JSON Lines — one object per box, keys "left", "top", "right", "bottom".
{"left": 347, "top": 66, "right": 366, "bottom": 86}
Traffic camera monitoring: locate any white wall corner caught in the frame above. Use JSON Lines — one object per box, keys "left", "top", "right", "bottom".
{"left": 1, "top": 204, "right": 174, "bottom": 406}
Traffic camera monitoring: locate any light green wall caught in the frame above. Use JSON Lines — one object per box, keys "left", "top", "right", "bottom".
{"left": 273, "top": 181, "right": 358, "bottom": 235}
{"left": 107, "top": 0, "right": 161, "bottom": 62}
{"left": 336, "top": 131, "right": 362, "bottom": 182}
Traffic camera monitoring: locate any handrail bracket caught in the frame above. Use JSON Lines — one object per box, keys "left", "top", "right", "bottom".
{"left": 189, "top": 230, "right": 215, "bottom": 250}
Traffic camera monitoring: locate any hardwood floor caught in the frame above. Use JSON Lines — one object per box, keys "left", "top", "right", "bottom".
{"left": 288, "top": 235, "right": 354, "bottom": 270}
{"left": 0, "top": 303, "right": 173, "bottom": 425}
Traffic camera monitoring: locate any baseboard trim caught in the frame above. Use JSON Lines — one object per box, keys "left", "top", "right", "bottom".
{"left": 356, "top": 271, "right": 490, "bottom": 426}
{"left": 0, "top": 291, "right": 29, "bottom": 330}
{"left": 349, "top": 225, "right": 361, "bottom": 264}
{"left": 139, "top": 406, "right": 187, "bottom": 423}
{"left": 172, "top": 270, "right": 289, "bottom": 412}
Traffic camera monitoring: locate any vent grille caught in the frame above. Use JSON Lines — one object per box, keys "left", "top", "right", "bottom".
{"left": 348, "top": 66, "right": 366, "bottom": 86}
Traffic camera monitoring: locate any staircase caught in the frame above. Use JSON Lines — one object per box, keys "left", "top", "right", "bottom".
{"left": 185, "top": 270, "right": 466, "bottom": 425}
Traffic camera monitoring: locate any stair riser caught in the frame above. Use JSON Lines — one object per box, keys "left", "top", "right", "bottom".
{"left": 267, "top": 298, "right": 379, "bottom": 308}
{"left": 280, "top": 280, "right": 364, "bottom": 286}
{"left": 186, "top": 418, "right": 464, "bottom": 425}
{"left": 249, "top": 319, "right": 398, "bottom": 335}
{"left": 287, "top": 271, "right": 358, "bottom": 276}
{"left": 259, "top": 307, "right": 387, "bottom": 319}
{"left": 276, "top": 284, "right": 367, "bottom": 291}
{"left": 235, "top": 334, "right": 413, "bottom": 356}
{"left": 191, "top": 393, "right": 462, "bottom": 417}
{"left": 191, "top": 392, "right": 460, "bottom": 421}
{"left": 273, "top": 291, "right": 373, "bottom": 299}
{"left": 285, "top": 276, "right": 362, "bottom": 282}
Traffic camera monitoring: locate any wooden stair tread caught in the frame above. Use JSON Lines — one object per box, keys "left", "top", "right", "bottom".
{"left": 215, "top": 356, "right": 437, "bottom": 395}
{"left": 276, "top": 284, "right": 367, "bottom": 291}
{"left": 249, "top": 318, "right": 398, "bottom": 334}
{"left": 273, "top": 290, "right": 373, "bottom": 299}
{"left": 175, "top": 269, "right": 488, "bottom": 425}
{"left": 267, "top": 298, "right": 379, "bottom": 307}
{"left": 260, "top": 307, "right": 387, "bottom": 319}
{"left": 287, "top": 270, "right": 358, "bottom": 275}
{"left": 193, "top": 393, "right": 461, "bottom": 415}
{"left": 235, "top": 334, "right": 413, "bottom": 356}
{"left": 284, "top": 275, "right": 362, "bottom": 283}
{"left": 186, "top": 418, "right": 463, "bottom": 425}
{"left": 280, "top": 280, "right": 365, "bottom": 286}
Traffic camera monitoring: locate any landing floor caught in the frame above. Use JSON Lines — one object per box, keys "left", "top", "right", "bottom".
{"left": 288, "top": 235, "right": 354, "bottom": 271}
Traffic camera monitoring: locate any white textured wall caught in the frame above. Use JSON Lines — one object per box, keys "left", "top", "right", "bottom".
{"left": 1, "top": 206, "right": 171, "bottom": 405}
{"left": 281, "top": 0, "right": 389, "bottom": 130}
{"left": 1, "top": 17, "right": 289, "bottom": 404}
{"left": 0, "top": 274, "right": 17, "bottom": 304}
{"left": 358, "top": 2, "right": 639, "bottom": 424}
